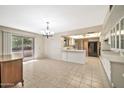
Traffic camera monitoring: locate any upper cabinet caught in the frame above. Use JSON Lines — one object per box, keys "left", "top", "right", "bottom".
{"left": 111, "top": 28, "right": 116, "bottom": 49}
{"left": 120, "top": 18, "right": 124, "bottom": 49}
{"left": 110, "top": 17, "right": 124, "bottom": 50}
{"left": 116, "top": 23, "right": 120, "bottom": 49}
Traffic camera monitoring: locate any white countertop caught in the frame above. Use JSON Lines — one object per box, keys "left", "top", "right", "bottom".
{"left": 0, "top": 54, "right": 23, "bottom": 62}
{"left": 101, "top": 51, "right": 124, "bottom": 64}
{"left": 63, "top": 49, "right": 86, "bottom": 52}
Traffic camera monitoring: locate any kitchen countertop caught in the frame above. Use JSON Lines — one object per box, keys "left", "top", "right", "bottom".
{"left": 0, "top": 54, "right": 23, "bottom": 63}
{"left": 101, "top": 51, "right": 124, "bottom": 64}
{"left": 63, "top": 49, "right": 86, "bottom": 52}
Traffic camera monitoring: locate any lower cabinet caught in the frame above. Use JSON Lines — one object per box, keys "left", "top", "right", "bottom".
{"left": 62, "top": 50, "right": 86, "bottom": 64}
{"left": 0, "top": 59, "right": 24, "bottom": 87}
{"left": 111, "top": 62, "right": 124, "bottom": 88}
{"left": 100, "top": 56, "right": 111, "bottom": 81}
{"left": 100, "top": 55, "right": 124, "bottom": 88}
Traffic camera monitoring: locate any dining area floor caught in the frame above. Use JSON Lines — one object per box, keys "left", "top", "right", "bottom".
{"left": 15, "top": 57, "right": 110, "bottom": 88}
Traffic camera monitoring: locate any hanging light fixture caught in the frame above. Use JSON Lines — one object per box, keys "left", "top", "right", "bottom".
{"left": 41, "top": 21, "right": 54, "bottom": 38}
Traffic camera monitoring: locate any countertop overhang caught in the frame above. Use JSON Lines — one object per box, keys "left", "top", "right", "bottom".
{"left": 0, "top": 54, "right": 23, "bottom": 63}
{"left": 101, "top": 51, "right": 124, "bottom": 64}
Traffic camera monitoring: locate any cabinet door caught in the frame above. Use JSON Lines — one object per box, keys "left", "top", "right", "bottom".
{"left": 111, "top": 28, "right": 116, "bottom": 48}
{"left": 116, "top": 24, "right": 120, "bottom": 49}
{"left": 120, "top": 18, "right": 124, "bottom": 49}
{"left": 1, "top": 60, "right": 23, "bottom": 87}
{"left": 62, "top": 52, "right": 68, "bottom": 61}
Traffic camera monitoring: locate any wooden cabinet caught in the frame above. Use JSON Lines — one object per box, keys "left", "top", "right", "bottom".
{"left": 0, "top": 55, "right": 24, "bottom": 87}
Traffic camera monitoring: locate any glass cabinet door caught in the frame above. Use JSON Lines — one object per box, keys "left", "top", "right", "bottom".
{"left": 113, "top": 28, "right": 116, "bottom": 48}
{"left": 111, "top": 30, "right": 113, "bottom": 48}
{"left": 116, "top": 23, "right": 120, "bottom": 49}
{"left": 120, "top": 18, "right": 124, "bottom": 49}
{"left": 111, "top": 28, "right": 116, "bottom": 48}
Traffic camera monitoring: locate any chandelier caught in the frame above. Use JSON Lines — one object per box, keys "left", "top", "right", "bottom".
{"left": 41, "top": 22, "right": 54, "bottom": 38}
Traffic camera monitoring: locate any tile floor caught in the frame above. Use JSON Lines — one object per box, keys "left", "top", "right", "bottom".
{"left": 15, "top": 57, "right": 110, "bottom": 88}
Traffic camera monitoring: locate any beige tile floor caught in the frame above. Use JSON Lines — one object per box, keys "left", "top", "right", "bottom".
{"left": 15, "top": 57, "right": 110, "bottom": 88}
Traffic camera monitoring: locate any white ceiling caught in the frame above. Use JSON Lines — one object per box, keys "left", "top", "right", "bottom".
{"left": 0, "top": 5, "right": 108, "bottom": 34}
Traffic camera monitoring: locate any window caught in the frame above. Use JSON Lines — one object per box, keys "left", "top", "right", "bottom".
{"left": 12, "top": 35, "right": 34, "bottom": 59}
{"left": 12, "top": 36, "right": 23, "bottom": 53}
{"left": 120, "top": 18, "right": 124, "bottom": 49}
{"left": 23, "top": 37, "right": 34, "bottom": 58}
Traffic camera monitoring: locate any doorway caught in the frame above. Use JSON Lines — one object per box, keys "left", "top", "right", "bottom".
{"left": 88, "top": 42, "right": 98, "bottom": 57}
{"left": 12, "top": 35, "right": 34, "bottom": 60}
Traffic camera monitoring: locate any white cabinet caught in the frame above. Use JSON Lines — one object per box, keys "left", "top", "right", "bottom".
{"left": 67, "top": 52, "right": 86, "bottom": 64}
{"left": 111, "top": 28, "right": 116, "bottom": 49}
{"left": 116, "top": 23, "right": 120, "bottom": 49}
{"left": 120, "top": 18, "right": 124, "bottom": 49}
{"left": 100, "top": 56, "right": 111, "bottom": 81}
{"left": 109, "top": 17, "right": 124, "bottom": 52}
{"left": 62, "top": 50, "right": 86, "bottom": 64}
{"left": 62, "top": 51, "right": 68, "bottom": 61}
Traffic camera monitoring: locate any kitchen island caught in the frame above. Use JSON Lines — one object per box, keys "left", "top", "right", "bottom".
{"left": 62, "top": 49, "right": 86, "bottom": 64}
{"left": 0, "top": 54, "right": 24, "bottom": 87}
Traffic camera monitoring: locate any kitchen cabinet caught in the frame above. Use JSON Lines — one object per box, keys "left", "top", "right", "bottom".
{"left": 120, "top": 18, "right": 124, "bottom": 49}
{"left": 100, "top": 51, "right": 124, "bottom": 87}
{"left": 62, "top": 50, "right": 86, "bottom": 64}
{"left": 111, "top": 28, "right": 116, "bottom": 49}
{"left": 116, "top": 23, "right": 120, "bottom": 49}
{"left": 0, "top": 54, "right": 24, "bottom": 87}
{"left": 100, "top": 55, "right": 111, "bottom": 81}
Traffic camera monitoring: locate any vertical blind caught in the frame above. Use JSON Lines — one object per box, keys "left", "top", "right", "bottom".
{"left": 3, "top": 32, "right": 12, "bottom": 55}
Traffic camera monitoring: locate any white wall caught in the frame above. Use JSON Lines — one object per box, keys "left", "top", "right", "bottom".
{"left": 44, "top": 25, "right": 102, "bottom": 60}
{"left": 44, "top": 34, "right": 64, "bottom": 60}
{"left": 35, "top": 36, "right": 44, "bottom": 59}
